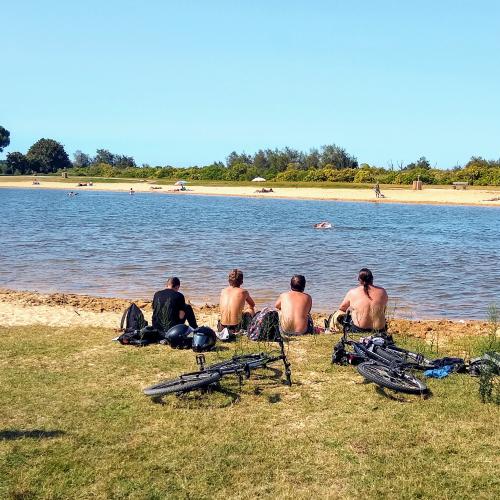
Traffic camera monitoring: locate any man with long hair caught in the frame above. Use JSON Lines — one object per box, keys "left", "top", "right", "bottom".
{"left": 336, "top": 268, "right": 388, "bottom": 332}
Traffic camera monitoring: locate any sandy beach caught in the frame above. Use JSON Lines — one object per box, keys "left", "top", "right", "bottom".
{"left": 1, "top": 177, "right": 499, "bottom": 206}
{"left": 0, "top": 289, "right": 494, "bottom": 349}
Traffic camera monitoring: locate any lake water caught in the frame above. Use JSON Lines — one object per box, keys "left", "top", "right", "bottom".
{"left": 0, "top": 188, "right": 499, "bottom": 319}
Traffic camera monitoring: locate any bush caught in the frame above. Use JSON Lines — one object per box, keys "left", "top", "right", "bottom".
{"left": 275, "top": 169, "right": 308, "bottom": 182}
{"left": 354, "top": 169, "right": 377, "bottom": 184}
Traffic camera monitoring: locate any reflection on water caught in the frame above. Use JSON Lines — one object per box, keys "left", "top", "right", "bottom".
{"left": 0, "top": 188, "right": 499, "bottom": 319}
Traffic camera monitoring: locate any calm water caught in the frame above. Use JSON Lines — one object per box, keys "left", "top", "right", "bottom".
{"left": 0, "top": 188, "right": 499, "bottom": 319}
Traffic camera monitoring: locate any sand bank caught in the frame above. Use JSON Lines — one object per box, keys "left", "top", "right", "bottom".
{"left": 0, "top": 289, "right": 493, "bottom": 345}
{"left": 1, "top": 178, "right": 499, "bottom": 206}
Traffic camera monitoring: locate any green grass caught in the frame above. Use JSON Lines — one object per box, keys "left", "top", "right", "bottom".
{"left": 0, "top": 175, "right": 135, "bottom": 184}
{"left": 1, "top": 326, "right": 499, "bottom": 499}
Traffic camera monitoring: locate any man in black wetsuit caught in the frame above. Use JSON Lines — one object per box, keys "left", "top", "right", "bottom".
{"left": 152, "top": 277, "right": 198, "bottom": 332}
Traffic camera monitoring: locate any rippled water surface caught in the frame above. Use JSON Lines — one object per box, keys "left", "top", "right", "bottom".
{"left": 1, "top": 188, "right": 499, "bottom": 319}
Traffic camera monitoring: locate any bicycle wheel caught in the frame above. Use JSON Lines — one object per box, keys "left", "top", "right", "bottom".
{"left": 143, "top": 371, "right": 221, "bottom": 397}
{"left": 357, "top": 362, "right": 428, "bottom": 394}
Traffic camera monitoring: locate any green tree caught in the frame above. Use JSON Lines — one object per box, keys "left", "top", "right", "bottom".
{"left": 320, "top": 144, "right": 358, "bottom": 169}
{"left": 73, "top": 150, "right": 92, "bottom": 167}
{"left": 404, "top": 156, "right": 431, "bottom": 170}
{"left": 26, "top": 138, "right": 71, "bottom": 173}
{"left": 226, "top": 151, "right": 252, "bottom": 168}
{"left": 253, "top": 150, "right": 270, "bottom": 172}
{"left": 305, "top": 148, "right": 320, "bottom": 169}
{"left": 94, "top": 149, "right": 115, "bottom": 165}
{"left": 6, "top": 152, "right": 30, "bottom": 174}
{"left": 0, "top": 126, "right": 10, "bottom": 152}
{"left": 225, "top": 162, "right": 252, "bottom": 180}
{"left": 114, "top": 155, "right": 136, "bottom": 167}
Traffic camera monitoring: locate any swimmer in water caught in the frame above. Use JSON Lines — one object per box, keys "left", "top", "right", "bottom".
{"left": 313, "top": 221, "right": 331, "bottom": 229}
{"left": 130, "top": 188, "right": 135, "bottom": 195}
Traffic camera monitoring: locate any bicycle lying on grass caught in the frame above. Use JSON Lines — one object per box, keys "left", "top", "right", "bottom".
{"left": 332, "top": 316, "right": 434, "bottom": 394}
{"left": 144, "top": 335, "right": 292, "bottom": 398}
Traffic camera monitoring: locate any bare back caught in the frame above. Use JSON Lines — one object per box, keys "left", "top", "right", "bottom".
{"left": 340, "top": 285, "right": 388, "bottom": 330}
{"left": 276, "top": 291, "right": 312, "bottom": 335}
{"left": 220, "top": 286, "right": 254, "bottom": 326}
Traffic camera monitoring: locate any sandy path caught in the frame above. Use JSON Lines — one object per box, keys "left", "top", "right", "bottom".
{"left": 1, "top": 178, "right": 499, "bottom": 207}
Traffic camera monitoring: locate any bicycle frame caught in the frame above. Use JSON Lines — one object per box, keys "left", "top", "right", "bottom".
{"left": 196, "top": 336, "right": 292, "bottom": 385}
{"left": 336, "top": 322, "right": 422, "bottom": 372}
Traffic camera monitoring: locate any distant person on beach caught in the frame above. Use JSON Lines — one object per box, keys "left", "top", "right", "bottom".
{"left": 152, "top": 277, "right": 198, "bottom": 332}
{"left": 219, "top": 269, "right": 255, "bottom": 332}
{"left": 275, "top": 275, "right": 313, "bottom": 335}
{"left": 335, "top": 268, "right": 388, "bottom": 333}
{"left": 374, "top": 183, "right": 381, "bottom": 198}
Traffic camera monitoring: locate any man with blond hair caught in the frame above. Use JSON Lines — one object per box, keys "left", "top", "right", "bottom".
{"left": 219, "top": 269, "right": 255, "bottom": 333}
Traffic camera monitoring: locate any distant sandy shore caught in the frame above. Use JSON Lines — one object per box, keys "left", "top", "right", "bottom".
{"left": 0, "top": 289, "right": 494, "bottom": 348}
{"left": 1, "top": 178, "right": 499, "bottom": 206}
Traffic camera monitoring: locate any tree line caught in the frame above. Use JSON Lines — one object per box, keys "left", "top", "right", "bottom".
{"left": 1, "top": 125, "right": 499, "bottom": 185}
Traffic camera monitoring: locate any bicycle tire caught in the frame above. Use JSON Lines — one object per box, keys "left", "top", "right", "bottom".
{"left": 144, "top": 371, "right": 222, "bottom": 397}
{"left": 357, "top": 362, "right": 428, "bottom": 394}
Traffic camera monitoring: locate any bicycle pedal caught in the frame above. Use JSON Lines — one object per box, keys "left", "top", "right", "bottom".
{"left": 196, "top": 354, "right": 206, "bottom": 370}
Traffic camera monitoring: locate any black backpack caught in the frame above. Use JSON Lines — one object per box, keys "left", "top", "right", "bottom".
{"left": 118, "top": 326, "right": 162, "bottom": 346}
{"left": 120, "top": 303, "right": 148, "bottom": 332}
{"left": 118, "top": 303, "right": 161, "bottom": 346}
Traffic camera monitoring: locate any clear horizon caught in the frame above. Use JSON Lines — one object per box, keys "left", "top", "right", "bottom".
{"left": 1, "top": 1, "right": 499, "bottom": 168}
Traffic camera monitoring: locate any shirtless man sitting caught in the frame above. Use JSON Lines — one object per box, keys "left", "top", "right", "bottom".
{"left": 336, "top": 268, "right": 388, "bottom": 333}
{"left": 275, "top": 275, "right": 313, "bottom": 335}
{"left": 219, "top": 269, "right": 255, "bottom": 332}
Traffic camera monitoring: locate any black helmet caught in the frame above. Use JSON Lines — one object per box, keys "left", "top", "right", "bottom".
{"left": 192, "top": 326, "right": 217, "bottom": 352}
{"left": 164, "top": 324, "right": 193, "bottom": 349}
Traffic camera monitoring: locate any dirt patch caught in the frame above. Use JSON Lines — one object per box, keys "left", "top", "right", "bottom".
{"left": 0, "top": 288, "right": 494, "bottom": 339}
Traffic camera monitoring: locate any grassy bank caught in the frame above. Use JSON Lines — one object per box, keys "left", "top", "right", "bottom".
{"left": 1, "top": 326, "right": 499, "bottom": 499}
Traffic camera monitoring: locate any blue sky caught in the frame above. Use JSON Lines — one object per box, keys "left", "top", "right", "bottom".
{"left": 1, "top": 0, "right": 499, "bottom": 168}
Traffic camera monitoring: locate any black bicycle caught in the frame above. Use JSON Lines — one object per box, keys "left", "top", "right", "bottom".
{"left": 144, "top": 337, "right": 292, "bottom": 398}
{"left": 332, "top": 317, "right": 430, "bottom": 394}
